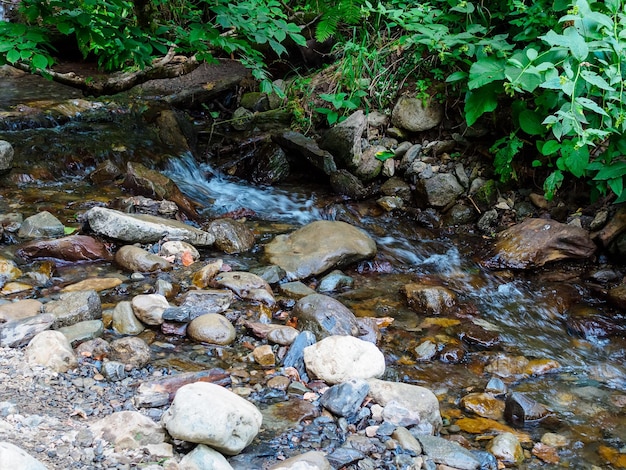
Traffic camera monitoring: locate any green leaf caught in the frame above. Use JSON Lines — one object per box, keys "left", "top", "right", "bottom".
{"left": 464, "top": 85, "right": 499, "bottom": 126}
{"left": 31, "top": 53, "right": 49, "bottom": 70}
{"left": 580, "top": 71, "right": 614, "bottom": 91}
{"left": 563, "top": 27, "right": 589, "bottom": 61}
{"left": 446, "top": 71, "right": 468, "bottom": 83}
{"left": 519, "top": 109, "right": 545, "bottom": 135}
{"left": 6, "top": 49, "right": 20, "bottom": 64}
{"left": 468, "top": 58, "right": 505, "bottom": 89}
{"left": 544, "top": 169, "right": 564, "bottom": 199}
{"left": 375, "top": 150, "right": 395, "bottom": 161}
{"left": 575, "top": 97, "right": 608, "bottom": 117}
{"left": 560, "top": 141, "right": 589, "bottom": 178}
{"left": 608, "top": 177, "right": 623, "bottom": 198}
{"left": 63, "top": 226, "right": 77, "bottom": 235}
{"left": 593, "top": 161, "right": 626, "bottom": 180}
{"left": 541, "top": 140, "right": 561, "bottom": 156}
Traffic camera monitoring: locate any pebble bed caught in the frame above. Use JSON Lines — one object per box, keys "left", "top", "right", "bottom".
{"left": 0, "top": 346, "right": 167, "bottom": 469}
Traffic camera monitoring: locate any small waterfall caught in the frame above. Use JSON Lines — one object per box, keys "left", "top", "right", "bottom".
{"left": 165, "top": 153, "right": 323, "bottom": 225}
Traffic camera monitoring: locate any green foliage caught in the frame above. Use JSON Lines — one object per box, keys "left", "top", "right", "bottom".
{"left": 314, "top": 90, "right": 366, "bottom": 125}
{"left": 1, "top": 0, "right": 305, "bottom": 92}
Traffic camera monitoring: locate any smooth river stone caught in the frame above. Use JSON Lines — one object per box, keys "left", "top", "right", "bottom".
{"left": 114, "top": 245, "right": 172, "bottom": 272}
{"left": 26, "top": 330, "right": 78, "bottom": 373}
{"left": 0, "top": 299, "right": 42, "bottom": 322}
{"left": 131, "top": 293, "right": 169, "bottom": 325}
{"left": 265, "top": 220, "right": 376, "bottom": 281}
{"left": 16, "top": 235, "right": 113, "bottom": 262}
{"left": 187, "top": 313, "right": 236, "bottom": 345}
{"left": 62, "top": 277, "right": 122, "bottom": 293}
{"left": 0, "top": 442, "right": 47, "bottom": 470}
{"left": 112, "top": 301, "right": 145, "bottom": 335}
{"left": 293, "top": 293, "right": 359, "bottom": 339}
{"left": 17, "top": 211, "right": 65, "bottom": 239}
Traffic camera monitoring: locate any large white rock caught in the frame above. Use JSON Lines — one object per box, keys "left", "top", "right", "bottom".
{"left": 303, "top": 335, "right": 385, "bottom": 384}
{"left": 0, "top": 441, "right": 47, "bottom": 470}
{"left": 161, "top": 382, "right": 262, "bottom": 455}
{"left": 367, "top": 379, "right": 443, "bottom": 433}
{"left": 85, "top": 206, "right": 214, "bottom": 245}
{"left": 26, "top": 330, "right": 77, "bottom": 373}
{"left": 269, "top": 450, "right": 332, "bottom": 469}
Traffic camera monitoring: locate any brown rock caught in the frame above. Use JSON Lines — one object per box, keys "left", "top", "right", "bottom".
{"left": 460, "top": 392, "right": 505, "bottom": 420}
{"left": 122, "top": 161, "right": 199, "bottom": 220}
{"left": 62, "top": 277, "right": 123, "bottom": 293}
{"left": 252, "top": 344, "right": 275, "bottom": 366}
{"left": 403, "top": 284, "right": 456, "bottom": 315}
{"left": 207, "top": 218, "right": 255, "bottom": 254}
{"left": 17, "top": 235, "right": 113, "bottom": 262}
{"left": 115, "top": 245, "right": 172, "bottom": 272}
{"left": 484, "top": 218, "right": 596, "bottom": 269}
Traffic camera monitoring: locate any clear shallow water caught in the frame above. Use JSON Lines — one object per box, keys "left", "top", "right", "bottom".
{"left": 1, "top": 79, "right": 625, "bottom": 467}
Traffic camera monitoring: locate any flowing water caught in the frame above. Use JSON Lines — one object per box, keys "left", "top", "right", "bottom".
{"left": 1, "top": 71, "right": 625, "bottom": 468}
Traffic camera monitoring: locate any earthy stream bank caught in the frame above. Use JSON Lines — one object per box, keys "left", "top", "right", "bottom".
{"left": 1, "top": 63, "right": 626, "bottom": 470}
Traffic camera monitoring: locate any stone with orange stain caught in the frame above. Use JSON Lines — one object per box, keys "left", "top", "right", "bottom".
{"left": 598, "top": 445, "right": 626, "bottom": 468}
{"left": 532, "top": 443, "right": 559, "bottom": 464}
{"left": 525, "top": 358, "right": 561, "bottom": 376}
{"left": 455, "top": 417, "right": 531, "bottom": 444}
{"left": 419, "top": 317, "right": 461, "bottom": 329}
{"left": 460, "top": 392, "right": 505, "bottom": 420}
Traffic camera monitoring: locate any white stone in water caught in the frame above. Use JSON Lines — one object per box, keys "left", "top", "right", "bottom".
{"left": 0, "top": 140, "right": 14, "bottom": 172}
{"left": 303, "top": 335, "right": 385, "bottom": 384}
{"left": 487, "top": 432, "right": 524, "bottom": 465}
{"left": 0, "top": 441, "right": 47, "bottom": 470}
{"left": 161, "top": 382, "right": 263, "bottom": 455}
{"left": 131, "top": 293, "right": 169, "bottom": 325}
{"left": 26, "top": 330, "right": 77, "bottom": 373}
{"left": 367, "top": 378, "right": 443, "bottom": 433}
{"left": 179, "top": 444, "right": 234, "bottom": 470}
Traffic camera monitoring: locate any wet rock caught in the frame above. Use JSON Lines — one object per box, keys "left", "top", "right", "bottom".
{"left": 594, "top": 205, "right": 626, "bottom": 248}
{"left": 282, "top": 330, "right": 316, "bottom": 381}
{"left": 62, "top": 277, "right": 123, "bottom": 293}
{"left": 131, "top": 293, "right": 169, "bottom": 326}
{"left": 445, "top": 203, "right": 476, "bottom": 225}
{"left": 367, "top": 379, "right": 442, "bottom": 433}
{"left": 381, "top": 176, "right": 412, "bottom": 202}
{"left": 122, "top": 161, "right": 199, "bottom": 219}
{"left": 416, "top": 173, "right": 465, "bottom": 208}
{"left": 460, "top": 392, "right": 505, "bottom": 420}
{"left": 416, "top": 434, "right": 480, "bottom": 470}
{"left": 0, "top": 441, "right": 47, "bottom": 470}
{"left": 484, "top": 218, "right": 597, "bottom": 269}
{"left": 458, "top": 323, "right": 501, "bottom": 350}
{"left": 213, "top": 271, "right": 275, "bottom": 305}
{"left": 376, "top": 195, "right": 404, "bottom": 212}
{"left": 207, "top": 218, "right": 255, "bottom": 254}
{"left": 17, "top": 235, "right": 112, "bottom": 262}
{"left": 114, "top": 245, "right": 173, "bottom": 272}
{"left": 565, "top": 304, "right": 626, "bottom": 339}
{"left": 266, "top": 220, "right": 376, "bottom": 281}
{"left": 253, "top": 344, "right": 276, "bottom": 366}
{"left": 317, "top": 270, "right": 354, "bottom": 293}
{"left": 250, "top": 264, "right": 286, "bottom": 284}
{"left": 414, "top": 339, "right": 438, "bottom": 361}
{"left": 112, "top": 301, "right": 145, "bottom": 335}
{"left": 279, "top": 281, "right": 316, "bottom": 298}
{"left": 90, "top": 411, "right": 165, "bottom": 449}
{"left": 0, "top": 313, "right": 54, "bottom": 347}
{"left": 330, "top": 169, "right": 370, "bottom": 199}
{"left": 179, "top": 444, "right": 234, "bottom": 470}
{"left": 319, "top": 378, "right": 369, "bottom": 417}
{"left": 484, "top": 354, "right": 529, "bottom": 378}
{"left": 85, "top": 207, "right": 214, "bottom": 245}
{"left": 304, "top": 335, "right": 385, "bottom": 384}
{"left": 89, "top": 159, "right": 122, "bottom": 185}
{"left": 487, "top": 432, "right": 524, "bottom": 465}
{"left": 504, "top": 392, "right": 553, "bottom": 426}
{"left": 187, "top": 313, "right": 236, "bottom": 345}
{"left": 109, "top": 336, "right": 151, "bottom": 368}
{"left": 159, "top": 240, "right": 199, "bottom": 264}
{"left": 0, "top": 140, "right": 15, "bottom": 173}
{"left": 0, "top": 256, "right": 22, "bottom": 283}
{"left": 391, "top": 95, "right": 443, "bottom": 132}
{"left": 44, "top": 290, "right": 102, "bottom": 329}
{"left": 17, "top": 211, "right": 65, "bottom": 239}
{"left": 532, "top": 442, "right": 560, "bottom": 464}
{"left": 178, "top": 289, "right": 234, "bottom": 316}
{"left": 268, "top": 450, "right": 331, "bottom": 469}
{"left": 162, "top": 382, "right": 263, "bottom": 455}
{"left": 477, "top": 209, "right": 499, "bottom": 233}
{"left": 470, "top": 178, "right": 498, "bottom": 212}
{"left": 403, "top": 284, "right": 456, "bottom": 315}
{"left": 25, "top": 330, "right": 77, "bottom": 372}
{"left": 294, "top": 293, "right": 359, "bottom": 339}
{"left": 541, "top": 432, "right": 568, "bottom": 447}
{"left": 485, "top": 377, "right": 507, "bottom": 396}
{"left": 319, "top": 110, "right": 366, "bottom": 170}
{"left": 274, "top": 131, "right": 337, "bottom": 175}
{"left": 244, "top": 321, "right": 299, "bottom": 345}
{"left": 354, "top": 145, "right": 384, "bottom": 182}
{"left": 57, "top": 319, "right": 104, "bottom": 347}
